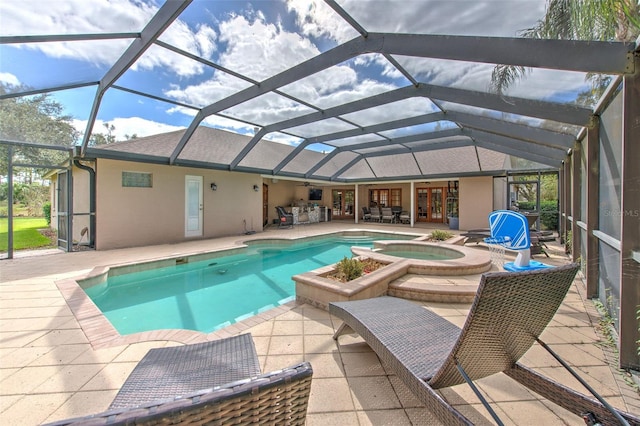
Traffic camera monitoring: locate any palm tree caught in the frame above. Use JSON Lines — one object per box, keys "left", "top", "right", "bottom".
{"left": 490, "top": 0, "right": 640, "bottom": 102}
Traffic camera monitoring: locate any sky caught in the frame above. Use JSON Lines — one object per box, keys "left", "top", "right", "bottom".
{"left": 0, "top": 0, "right": 593, "bottom": 144}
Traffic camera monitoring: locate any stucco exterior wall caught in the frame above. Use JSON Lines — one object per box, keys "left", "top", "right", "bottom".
{"left": 493, "top": 176, "right": 508, "bottom": 211}
{"left": 459, "top": 176, "right": 494, "bottom": 230}
{"left": 95, "top": 159, "right": 262, "bottom": 250}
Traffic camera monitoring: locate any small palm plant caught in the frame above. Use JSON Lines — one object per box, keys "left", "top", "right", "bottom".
{"left": 334, "top": 257, "right": 364, "bottom": 282}
{"left": 430, "top": 230, "right": 453, "bottom": 241}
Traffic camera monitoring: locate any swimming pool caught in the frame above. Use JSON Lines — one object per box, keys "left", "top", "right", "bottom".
{"left": 84, "top": 233, "right": 415, "bottom": 335}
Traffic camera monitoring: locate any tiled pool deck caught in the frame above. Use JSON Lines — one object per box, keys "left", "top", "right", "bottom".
{"left": 1, "top": 222, "right": 638, "bottom": 425}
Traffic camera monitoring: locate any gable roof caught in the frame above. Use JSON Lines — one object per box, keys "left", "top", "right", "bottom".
{"left": 89, "top": 125, "right": 518, "bottom": 182}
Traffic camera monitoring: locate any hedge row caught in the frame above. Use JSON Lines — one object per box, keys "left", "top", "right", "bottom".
{"left": 516, "top": 200, "right": 559, "bottom": 230}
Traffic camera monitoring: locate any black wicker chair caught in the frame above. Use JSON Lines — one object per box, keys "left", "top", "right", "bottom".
{"left": 276, "top": 206, "right": 294, "bottom": 228}
{"left": 330, "top": 264, "right": 639, "bottom": 426}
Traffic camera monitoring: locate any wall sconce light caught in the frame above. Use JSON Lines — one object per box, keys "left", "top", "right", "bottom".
{"left": 253, "top": 184, "right": 259, "bottom": 192}
{"left": 210, "top": 183, "right": 217, "bottom": 191}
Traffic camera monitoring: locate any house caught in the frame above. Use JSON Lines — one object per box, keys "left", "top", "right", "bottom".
{"left": 48, "top": 126, "right": 533, "bottom": 250}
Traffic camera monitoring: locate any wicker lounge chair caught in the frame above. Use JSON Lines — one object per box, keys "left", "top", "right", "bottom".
{"left": 47, "top": 334, "right": 313, "bottom": 425}
{"left": 330, "top": 264, "right": 639, "bottom": 426}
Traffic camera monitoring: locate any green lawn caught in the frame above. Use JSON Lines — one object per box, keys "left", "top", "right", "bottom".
{"left": 0, "top": 217, "right": 54, "bottom": 252}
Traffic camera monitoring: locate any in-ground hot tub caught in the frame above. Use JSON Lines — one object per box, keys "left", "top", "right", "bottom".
{"left": 351, "top": 240, "right": 492, "bottom": 276}
{"left": 376, "top": 244, "right": 464, "bottom": 261}
{"left": 294, "top": 240, "right": 494, "bottom": 309}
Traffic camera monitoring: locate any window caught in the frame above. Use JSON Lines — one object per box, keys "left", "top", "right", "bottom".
{"left": 122, "top": 171, "right": 152, "bottom": 188}
{"left": 390, "top": 189, "right": 401, "bottom": 206}
{"left": 370, "top": 188, "right": 401, "bottom": 207}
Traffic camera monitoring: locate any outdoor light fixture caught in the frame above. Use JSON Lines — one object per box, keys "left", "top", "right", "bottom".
{"left": 210, "top": 183, "right": 217, "bottom": 191}
{"left": 253, "top": 184, "right": 259, "bottom": 192}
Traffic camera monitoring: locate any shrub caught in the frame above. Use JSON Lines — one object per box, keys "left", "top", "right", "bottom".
{"left": 43, "top": 202, "right": 51, "bottom": 225}
{"left": 516, "top": 201, "right": 536, "bottom": 211}
{"left": 430, "top": 229, "right": 453, "bottom": 241}
{"left": 334, "top": 257, "right": 364, "bottom": 281}
{"left": 510, "top": 200, "right": 559, "bottom": 230}
{"left": 540, "top": 200, "right": 559, "bottom": 230}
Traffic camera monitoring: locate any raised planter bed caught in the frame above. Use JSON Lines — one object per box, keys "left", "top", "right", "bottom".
{"left": 293, "top": 258, "right": 408, "bottom": 310}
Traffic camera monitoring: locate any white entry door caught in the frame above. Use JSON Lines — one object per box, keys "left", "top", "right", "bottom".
{"left": 185, "top": 175, "right": 203, "bottom": 237}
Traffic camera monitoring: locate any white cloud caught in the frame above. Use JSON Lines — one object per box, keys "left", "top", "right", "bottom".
{"left": 286, "top": 0, "right": 359, "bottom": 43}
{"left": 510, "top": 68, "right": 591, "bottom": 101}
{"left": 217, "top": 14, "right": 318, "bottom": 81}
{"left": 163, "top": 12, "right": 329, "bottom": 110}
{"left": 0, "top": 72, "right": 20, "bottom": 86}
{"left": 1, "top": 0, "right": 216, "bottom": 77}
{"left": 334, "top": 0, "right": 546, "bottom": 37}
{"left": 266, "top": 132, "right": 304, "bottom": 146}
{"left": 342, "top": 97, "right": 439, "bottom": 127}
{"left": 202, "top": 114, "right": 253, "bottom": 132}
{"left": 305, "top": 77, "right": 399, "bottom": 110}
{"left": 73, "top": 117, "right": 183, "bottom": 141}
{"left": 0, "top": 0, "right": 154, "bottom": 66}
{"left": 200, "top": 115, "right": 302, "bottom": 146}
{"left": 164, "top": 72, "right": 252, "bottom": 107}
{"left": 158, "top": 19, "right": 218, "bottom": 59}
{"left": 397, "top": 56, "right": 590, "bottom": 102}
{"left": 221, "top": 92, "right": 315, "bottom": 125}
{"left": 162, "top": 7, "right": 407, "bottom": 131}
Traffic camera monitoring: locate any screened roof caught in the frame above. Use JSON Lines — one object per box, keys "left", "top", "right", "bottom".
{"left": 1, "top": 0, "right": 637, "bottom": 183}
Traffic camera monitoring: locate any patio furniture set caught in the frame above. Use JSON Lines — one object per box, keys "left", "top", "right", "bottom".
{"left": 362, "top": 206, "right": 410, "bottom": 224}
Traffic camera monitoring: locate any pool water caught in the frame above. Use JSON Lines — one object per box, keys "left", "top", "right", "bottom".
{"left": 85, "top": 235, "right": 411, "bottom": 335}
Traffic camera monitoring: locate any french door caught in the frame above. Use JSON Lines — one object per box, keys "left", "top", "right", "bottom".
{"left": 332, "top": 189, "right": 355, "bottom": 219}
{"left": 416, "top": 187, "right": 444, "bottom": 222}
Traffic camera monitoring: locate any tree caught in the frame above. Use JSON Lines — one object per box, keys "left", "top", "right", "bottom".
{"left": 1, "top": 83, "right": 78, "bottom": 217}
{"left": 540, "top": 174, "right": 558, "bottom": 201}
{"left": 0, "top": 83, "right": 77, "bottom": 177}
{"left": 490, "top": 0, "right": 640, "bottom": 104}
{"left": 89, "top": 122, "right": 116, "bottom": 146}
